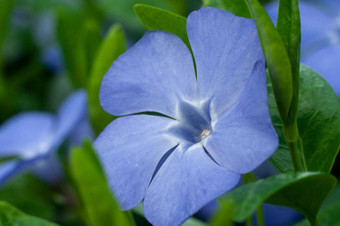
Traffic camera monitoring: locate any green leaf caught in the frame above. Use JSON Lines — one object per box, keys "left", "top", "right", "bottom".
{"left": 56, "top": 10, "right": 87, "bottom": 88}
{"left": 133, "top": 204, "right": 208, "bottom": 226}
{"left": 99, "top": 0, "right": 172, "bottom": 30}
{"left": 15, "top": 0, "right": 79, "bottom": 12}
{"left": 87, "top": 24, "right": 126, "bottom": 134}
{"left": 0, "top": 174, "right": 57, "bottom": 220}
{"left": 71, "top": 140, "right": 134, "bottom": 226}
{"left": 276, "top": 0, "right": 301, "bottom": 139}
{"left": 203, "top": 0, "right": 251, "bottom": 18}
{"left": 269, "top": 65, "right": 340, "bottom": 173}
{"left": 218, "top": 172, "right": 336, "bottom": 225}
{"left": 79, "top": 18, "right": 101, "bottom": 77}
{"left": 297, "top": 184, "right": 340, "bottom": 226}
{"left": 0, "top": 201, "right": 58, "bottom": 226}
{"left": 221, "top": 0, "right": 251, "bottom": 18}
{"left": 182, "top": 218, "right": 208, "bottom": 226}
{"left": 0, "top": 155, "right": 20, "bottom": 164}
{"left": 202, "top": 0, "right": 223, "bottom": 8}
{"left": 210, "top": 202, "right": 233, "bottom": 226}
{"left": 0, "top": 0, "right": 14, "bottom": 54}
{"left": 245, "top": 0, "right": 293, "bottom": 124}
{"left": 276, "top": 0, "right": 300, "bottom": 74}
{"left": 134, "top": 4, "right": 189, "bottom": 47}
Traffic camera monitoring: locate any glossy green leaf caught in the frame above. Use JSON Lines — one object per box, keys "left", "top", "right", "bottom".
{"left": 88, "top": 24, "right": 126, "bottom": 134}
{"left": 222, "top": 0, "right": 251, "bottom": 18}
{"left": 245, "top": 0, "right": 293, "bottom": 123}
{"left": 297, "top": 184, "right": 340, "bottom": 226}
{"left": 71, "top": 140, "right": 134, "bottom": 226}
{"left": 218, "top": 172, "right": 336, "bottom": 225}
{"left": 269, "top": 65, "right": 340, "bottom": 173}
{"left": 0, "top": 201, "right": 58, "bottom": 226}
{"left": 276, "top": 0, "right": 300, "bottom": 74}
{"left": 133, "top": 204, "right": 208, "bottom": 226}
{"left": 298, "top": 203, "right": 340, "bottom": 226}
{"left": 265, "top": 174, "right": 336, "bottom": 225}
{"left": 134, "top": 4, "right": 189, "bottom": 47}
{"left": 276, "top": 0, "right": 301, "bottom": 138}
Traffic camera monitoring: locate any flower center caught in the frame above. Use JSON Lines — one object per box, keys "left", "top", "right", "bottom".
{"left": 168, "top": 100, "right": 212, "bottom": 144}
{"left": 200, "top": 129, "right": 211, "bottom": 140}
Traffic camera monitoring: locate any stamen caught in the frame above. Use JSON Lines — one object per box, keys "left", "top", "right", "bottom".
{"left": 200, "top": 129, "right": 211, "bottom": 140}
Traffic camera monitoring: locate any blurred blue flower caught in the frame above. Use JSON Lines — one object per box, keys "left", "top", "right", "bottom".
{"left": 266, "top": 0, "right": 340, "bottom": 96}
{"left": 95, "top": 7, "right": 278, "bottom": 226}
{"left": 0, "top": 90, "right": 87, "bottom": 185}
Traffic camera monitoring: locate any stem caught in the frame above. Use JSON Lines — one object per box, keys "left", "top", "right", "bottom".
{"left": 246, "top": 216, "right": 253, "bottom": 226}
{"left": 256, "top": 205, "right": 264, "bottom": 226}
{"left": 299, "top": 136, "right": 308, "bottom": 171}
{"left": 283, "top": 122, "right": 304, "bottom": 171}
{"left": 242, "top": 173, "right": 264, "bottom": 226}
{"left": 308, "top": 216, "right": 320, "bottom": 226}
{"left": 286, "top": 140, "right": 303, "bottom": 171}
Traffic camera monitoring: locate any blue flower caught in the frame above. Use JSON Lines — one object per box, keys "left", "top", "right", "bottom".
{"left": 95, "top": 7, "right": 278, "bottom": 226}
{"left": 266, "top": 0, "right": 340, "bottom": 97}
{"left": 0, "top": 90, "right": 87, "bottom": 185}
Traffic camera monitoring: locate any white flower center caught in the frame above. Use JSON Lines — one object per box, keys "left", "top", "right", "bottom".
{"left": 200, "top": 129, "right": 211, "bottom": 140}
{"left": 169, "top": 100, "right": 212, "bottom": 144}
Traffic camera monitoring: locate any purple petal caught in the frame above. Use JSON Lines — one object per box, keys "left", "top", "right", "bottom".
{"left": 187, "top": 7, "right": 264, "bottom": 117}
{"left": 144, "top": 144, "right": 240, "bottom": 226}
{"left": 30, "top": 152, "right": 63, "bottom": 184}
{"left": 52, "top": 90, "right": 87, "bottom": 151}
{"left": 94, "top": 115, "right": 178, "bottom": 210}
{"left": 100, "top": 31, "right": 197, "bottom": 118}
{"left": 0, "top": 161, "right": 20, "bottom": 185}
{"left": 203, "top": 61, "right": 278, "bottom": 174}
{"left": 322, "top": 0, "right": 340, "bottom": 12}
{"left": 302, "top": 44, "right": 340, "bottom": 96}
{"left": 67, "top": 115, "right": 94, "bottom": 145}
{"left": 0, "top": 113, "right": 55, "bottom": 158}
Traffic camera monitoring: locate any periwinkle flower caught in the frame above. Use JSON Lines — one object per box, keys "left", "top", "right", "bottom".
{"left": 0, "top": 90, "right": 87, "bottom": 185}
{"left": 266, "top": 0, "right": 340, "bottom": 96}
{"left": 95, "top": 7, "right": 278, "bottom": 226}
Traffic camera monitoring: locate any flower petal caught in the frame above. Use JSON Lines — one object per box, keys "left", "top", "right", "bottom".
{"left": 31, "top": 152, "right": 63, "bottom": 184}
{"left": 302, "top": 44, "right": 340, "bottom": 96}
{"left": 144, "top": 144, "right": 240, "bottom": 226}
{"left": 94, "top": 115, "right": 178, "bottom": 210}
{"left": 52, "top": 90, "right": 87, "bottom": 150}
{"left": 203, "top": 61, "right": 278, "bottom": 174}
{"left": 100, "top": 31, "right": 197, "bottom": 118}
{"left": 0, "top": 161, "right": 20, "bottom": 186}
{"left": 323, "top": 0, "right": 340, "bottom": 11}
{"left": 0, "top": 113, "right": 55, "bottom": 158}
{"left": 186, "top": 7, "right": 264, "bottom": 117}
